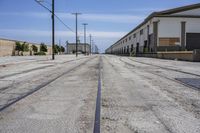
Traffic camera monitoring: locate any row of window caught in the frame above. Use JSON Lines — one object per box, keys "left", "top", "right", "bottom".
{"left": 117, "top": 29, "right": 144, "bottom": 46}
{"left": 112, "top": 44, "right": 135, "bottom": 54}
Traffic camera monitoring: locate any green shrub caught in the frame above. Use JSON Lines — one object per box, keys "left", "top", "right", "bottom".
{"left": 61, "top": 46, "right": 65, "bottom": 52}
{"left": 40, "top": 43, "right": 47, "bottom": 52}
{"left": 22, "top": 42, "right": 29, "bottom": 52}
{"left": 32, "top": 45, "right": 38, "bottom": 52}
{"left": 54, "top": 45, "right": 59, "bottom": 54}
{"left": 15, "top": 42, "right": 22, "bottom": 51}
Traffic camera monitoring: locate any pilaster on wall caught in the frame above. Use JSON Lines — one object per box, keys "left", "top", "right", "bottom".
{"left": 181, "top": 21, "right": 186, "bottom": 50}
{"left": 153, "top": 21, "right": 158, "bottom": 52}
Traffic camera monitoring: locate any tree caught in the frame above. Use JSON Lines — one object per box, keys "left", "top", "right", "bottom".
{"left": 53, "top": 45, "right": 59, "bottom": 54}
{"left": 40, "top": 43, "right": 47, "bottom": 52}
{"left": 60, "top": 46, "right": 65, "bottom": 53}
{"left": 32, "top": 45, "right": 38, "bottom": 53}
{"left": 15, "top": 42, "right": 22, "bottom": 51}
{"left": 22, "top": 42, "right": 29, "bottom": 52}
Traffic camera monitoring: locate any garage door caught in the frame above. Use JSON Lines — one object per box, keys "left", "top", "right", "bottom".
{"left": 186, "top": 33, "right": 200, "bottom": 51}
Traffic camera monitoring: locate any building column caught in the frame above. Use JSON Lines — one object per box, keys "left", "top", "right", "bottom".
{"left": 153, "top": 22, "right": 158, "bottom": 52}
{"left": 147, "top": 25, "right": 150, "bottom": 51}
{"left": 181, "top": 21, "right": 186, "bottom": 50}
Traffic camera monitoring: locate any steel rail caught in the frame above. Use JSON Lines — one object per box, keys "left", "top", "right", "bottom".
{"left": 93, "top": 56, "right": 102, "bottom": 133}
{"left": 127, "top": 57, "right": 200, "bottom": 77}
{"left": 0, "top": 56, "right": 96, "bottom": 111}
{"left": 120, "top": 57, "right": 200, "bottom": 91}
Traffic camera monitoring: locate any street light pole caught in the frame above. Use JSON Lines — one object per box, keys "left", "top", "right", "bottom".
{"left": 72, "top": 13, "right": 81, "bottom": 57}
{"left": 52, "top": 0, "right": 55, "bottom": 60}
{"left": 82, "top": 23, "right": 88, "bottom": 55}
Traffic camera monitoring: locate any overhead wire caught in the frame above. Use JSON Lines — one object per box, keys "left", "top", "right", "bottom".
{"left": 34, "top": 0, "right": 75, "bottom": 33}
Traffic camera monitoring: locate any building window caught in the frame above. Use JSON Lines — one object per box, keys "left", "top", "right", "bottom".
{"left": 159, "top": 38, "right": 180, "bottom": 46}
{"left": 125, "top": 38, "right": 127, "bottom": 42}
{"left": 140, "top": 29, "right": 143, "bottom": 35}
{"left": 129, "top": 36, "right": 132, "bottom": 41}
{"left": 133, "top": 34, "right": 136, "bottom": 38}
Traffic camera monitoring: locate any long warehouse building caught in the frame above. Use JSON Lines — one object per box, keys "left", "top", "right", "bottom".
{"left": 105, "top": 3, "right": 200, "bottom": 55}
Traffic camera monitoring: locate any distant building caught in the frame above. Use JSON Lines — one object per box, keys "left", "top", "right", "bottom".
{"left": 105, "top": 3, "right": 200, "bottom": 54}
{"left": 67, "top": 42, "right": 91, "bottom": 54}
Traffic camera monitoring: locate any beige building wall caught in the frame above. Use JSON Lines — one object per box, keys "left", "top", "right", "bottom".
{"left": 0, "top": 38, "right": 52, "bottom": 57}
{"left": 0, "top": 39, "right": 15, "bottom": 56}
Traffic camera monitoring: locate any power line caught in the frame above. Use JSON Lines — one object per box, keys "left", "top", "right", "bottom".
{"left": 35, "top": 0, "right": 75, "bottom": 33}
{"left": 54, "top": 14, "right": 74, "bottom": 33}
{"left": 35, "top": 0, "right": 52, "bottom": 12}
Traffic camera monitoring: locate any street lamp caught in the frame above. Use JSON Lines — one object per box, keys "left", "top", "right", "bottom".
{"left": 82, "top": 23, "right": 88, "bottom": 55}
{"left": 72, "top": 13, "right": 81, "bottom": 57}
{"left": 35, "top": 0, "right": 55, "bottom": 60}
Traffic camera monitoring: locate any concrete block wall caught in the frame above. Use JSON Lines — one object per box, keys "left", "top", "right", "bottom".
{"left": 157, "top": 51, "right": 194, "bottom": 61}
{"left": 0, "top": 39, "right": 15, "bottom": 57}
{"left": 0, "top": 39, "right": 52, "bottom": 57}
{"left": 137, "top": 51, "right": 200, "bottom": 62}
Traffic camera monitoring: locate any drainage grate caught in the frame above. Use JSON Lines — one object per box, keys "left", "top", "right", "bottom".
{"left": 175, "top": 78, "right": 200, "bottom": 90}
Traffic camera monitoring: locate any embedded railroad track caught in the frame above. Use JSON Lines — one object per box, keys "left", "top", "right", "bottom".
{"left": 119, "top": 57, "right": 200, "bottom": 90}
{"left": 0, "top": 56, "right": 89, "bottom": 79}
{"left": 0, "top": 56, "right": 95, "bottom": 111}
{"left": 93, "top": 56, "right": 102, "bottom": 133}
{"left": 127, "top": 57, "right": 200, "bottom": 77}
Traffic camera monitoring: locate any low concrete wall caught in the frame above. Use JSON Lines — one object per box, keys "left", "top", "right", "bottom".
{"left": 0, "top": 38, "right": 52, "bottom": 57}
{"left": 193, "top": 49, "right": 200, "bottom": 62}
{"left": 157, "top": 51, "right": 193, "bottom": 61}
{"left": 137, "top": 50, "right": 200, "bottom": 62}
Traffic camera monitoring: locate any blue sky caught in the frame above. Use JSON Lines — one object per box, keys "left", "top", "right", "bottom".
{"left": 0, "top": 0, "right": 199, "bottom": 52}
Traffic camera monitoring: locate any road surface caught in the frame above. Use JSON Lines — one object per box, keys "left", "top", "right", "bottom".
{"left": 0, "top": 55, "right": 199, "bottom": 133}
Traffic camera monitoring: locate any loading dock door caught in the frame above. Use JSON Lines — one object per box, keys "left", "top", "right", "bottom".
{"left": 186, "top": 33, "right": 200, "bottom": 50}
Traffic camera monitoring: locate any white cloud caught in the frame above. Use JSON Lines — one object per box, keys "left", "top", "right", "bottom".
{"left": 125, "top": 8, "right": 165, "bottom": 12}
{"left": 0, "top": 12, "right": 145, "bottom": 23}
{"left": 58, "top": 13, "right": 145, "bottom": 23}
{"left": 0, "top": 12, "right": 50, "bottom": 18}
{"left": 0, "top": 29, "right": 126, "bottom": 39}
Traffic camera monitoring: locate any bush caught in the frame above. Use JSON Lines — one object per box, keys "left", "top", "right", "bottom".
{"left": 22, "top": 42, "right": 29, "bottom": 52}
{"left": 32, "top": 45, "right": 38, "bottom": 52}
{"left": 54, "top": 45, "right": 65, "bottom": 54}
{"left": 54, "top": 45, "right": 59, "bottom": 54}
{"left": 34, "top": 51, "right": 46, "bottom": 55}
{"left": 15, "top": 42, "right": 22, "bottom": 51}
{"left": 40, "top": 43, "right": 47, "bottom": 52}
{"left": 61, "top": 46, "right": 65, "bottom": 52}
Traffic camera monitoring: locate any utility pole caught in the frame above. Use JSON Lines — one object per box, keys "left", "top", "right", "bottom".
{"left": 92, "top": 40, "right": 94, "bottom": 54}
{"left": 89, "top": 34, "right": 92, "bottom": 55}
{"left": 82, "top": 23, "right": 88, "bottom": 55}
{"left": 35, "top": 0, "right": 55, "bottom": 59}
{"left": 59, "top": 39, "right": 61, "bottom": 55}
{"left": 66, "top": 41, "right": 68, "bottom": 54}
{"left": 72, "top": 13, "right": 81, "bottom": 57}
{"left": 52, "top": 0, "right": 55, "bottom": 60}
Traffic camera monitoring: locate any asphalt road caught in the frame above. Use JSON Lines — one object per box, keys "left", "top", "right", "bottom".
{"left": 0, "top": 55, "right": 199, "bottom": 133}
